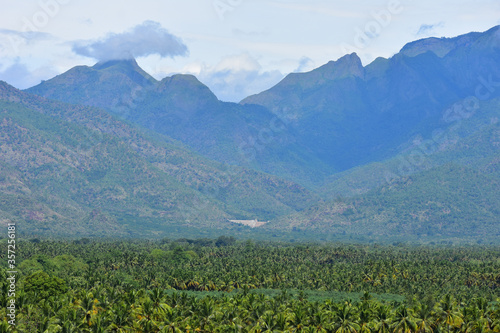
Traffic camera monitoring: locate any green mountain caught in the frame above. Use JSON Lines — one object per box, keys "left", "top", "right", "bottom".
{"left": 28, "top": 27, "right": 500, "bottom": 188}
{"left": 28, "top": 60, "right": 330, "bottom": 187}
{"left": 264, "top": 116, "right": 500, "bottom": 242}
{"left": 317, "top": 97, "right": 500, "bottom": 199}
{"left": 267, "top": 162, "right": 500, "bottom": 242}
{"left": 6, "top": 26, "right": 500, "bottom": 241}
{"left": 31, "top": 59, "right": 157, "bottom": 116}
{"left": 0, "top": 81, "right": 318, "bottom": 237}
{"left": 242, "top": 26, "right": 500, "bottom": 172}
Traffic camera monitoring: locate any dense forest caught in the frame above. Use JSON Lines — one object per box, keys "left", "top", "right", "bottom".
{"left": 1, "top": 238, "right": 499, "bottom": 332}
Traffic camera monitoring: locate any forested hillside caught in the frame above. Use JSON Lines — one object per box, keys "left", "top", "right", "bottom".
{"left": 0, "top": 81, "right": 318, "bottom": 237}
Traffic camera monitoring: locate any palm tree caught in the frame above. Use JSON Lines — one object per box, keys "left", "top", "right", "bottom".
{"left": 0, "top": 320, "right": 11, "bottom": 333}
{"left": 414, "top": 303, "right": 436, "bottom": 333}
{"left": 391, "top": 304, "right": 417, "bottom": 333}
{"left": 291, "top": 304, "right": 310, "bottom": 329}
{"left": 330, "top": 303, "right": 361, "bottom": 333}
{"left": 371, "top": 304, "right": 392, "bottom": 333}
{"left": 108, "top": 302, "right": 133, "bottom": 332}
{"left": 259, "top": 310, "right": 278, "bottom": 331}
{"left": 463, "top": 301, "right": 490, "bottom": 333}
{"left": 434, "top": 295, "right": 463, "bottom": 333}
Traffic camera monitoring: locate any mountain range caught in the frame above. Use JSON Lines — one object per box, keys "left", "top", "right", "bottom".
{"left": 0, "top": 82, "right": 317, "bottom": 237}
{"left": 0, "top": 26, "right": 498, "bottom": 242}
{"left": 27, "top": 59, "right": 330, "bottom": 187}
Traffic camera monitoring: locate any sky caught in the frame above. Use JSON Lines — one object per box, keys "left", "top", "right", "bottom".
{"left": 0, "top": 0, "right": 499, "bottom": 102}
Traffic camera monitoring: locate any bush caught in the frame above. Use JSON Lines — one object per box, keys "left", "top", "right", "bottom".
{"left": 215, "top": 235, "right": 236, "bottom": 247}
{"left": 23, "top": 271, "right": 68, "bottom": 300}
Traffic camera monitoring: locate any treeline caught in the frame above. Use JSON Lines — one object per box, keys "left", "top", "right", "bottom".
{"left": 0, "top": 239, "right": 499, "bottom": 331}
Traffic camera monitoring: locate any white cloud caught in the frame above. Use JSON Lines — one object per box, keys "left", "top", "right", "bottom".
{"left": 0, "top": 29, "right": 52, "bottom": 44}
{"left": 1, "top": 0, "right": 499, "bottom": 97}
{"left": 181, "top": 53, "right": 284, "bottom": 102}
{"left": 416, "top": 22, "right": 445, "bottom": 36}
{"left": 0, "top": 60, "right": 58, "bottom": 89}
{"left": 72, "top": 21, "right": 188, "bottom": 61}
{"left": 0, "top": 29, "right": 54, "bottom": 58}
{"left": 213, "top": 53, "right": 261, "bottom": 72}
{"left": 0, "top": 28, "right": 69, "bottom": 89}
{"left": 293, "top": 57, "right": 314, "bottom": 72}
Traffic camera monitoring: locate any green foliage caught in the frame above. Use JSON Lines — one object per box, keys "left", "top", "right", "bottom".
{"left": 23, "top": 271, "right": 68, "bottom": 300}
{"left": 18, "top": 259, "right": 44, "bottom": 276}
{"left": 0, "top": 82, "right": 319, "bottom": 239}
{"left": 271, "top": 162, "right": 500, "bottom": 243}
{"left": 215, "top": 235, "right": 236, "bottom": 247}
{"left": 52, "top": 254, "right": 87, "bottom": 277}
{"left": 3, "top": 240, "right": 500, "bottom": 331}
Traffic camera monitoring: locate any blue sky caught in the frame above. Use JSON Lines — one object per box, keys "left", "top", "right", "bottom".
{"left": 0, "top": 0, "right": 499, "bottom": 102}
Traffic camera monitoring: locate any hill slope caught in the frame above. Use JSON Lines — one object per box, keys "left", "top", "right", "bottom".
{"left": 266, "top": 115, "right": 499, "bottom": 242}
{"left": 242, "top": 26, "right": 500, "bottom": 172}
{"left": 267, "top": 162, "right": 500, "bottom": 242}
{"left": 0, "top": 82, "right": 319, "bottom": 237}
{"left": 28, "top": 27, "right": 500, "bottom": 187}
{"left": 318, "top": 97, "right": 500, "bottom": 199}
{"left": 27, "top": 61, "right": 330, "bottom": 187}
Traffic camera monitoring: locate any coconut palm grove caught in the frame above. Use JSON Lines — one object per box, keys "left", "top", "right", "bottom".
{"left": 0, "top": 238, "right": 499, "bottom": 332}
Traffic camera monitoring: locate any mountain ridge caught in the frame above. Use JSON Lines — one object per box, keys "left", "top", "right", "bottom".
{"left": 24, "top": 25, "right": 500, "bottom": 184}
{"left": 28, "top": 59, "right": 331, "bottom": 187}
{"left": 6, "top": 26, "right": 499, "bottom": 241}
{"left": 241, "top": 26, "right": 500, "bottom": 172}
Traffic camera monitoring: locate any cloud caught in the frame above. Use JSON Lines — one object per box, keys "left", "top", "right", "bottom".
{"left": 0, "top": 60, "right": 58, "bottom": 89}
{"left": 0, "top": 62, "right": 30, "bottom": 88}
{"left": 0, "top": 29, "right": 53, "bottom": 56}
{"left": 293, "top": 57, "right": 314, "bottom": 72}
{"left": 416, "top": 22, "right": 445, "bottom": 36}
{"left": 72, "top": 21, "right": 188, "bottom": 61}
{"left": 181, "top": 54, "right": 284, "bottom": 102}
{"left": 213, "top": 53, "right": 262, "bottom": 72}
{"left": 205, "top": 68, "right": 283, "bottom": 102}
{"left": 0, "top": 29, "right": 53, "bottom": 43}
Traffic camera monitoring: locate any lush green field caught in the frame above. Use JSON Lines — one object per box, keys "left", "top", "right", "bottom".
{"left": 0, "top": 238, "right": 499, "bottom": 332}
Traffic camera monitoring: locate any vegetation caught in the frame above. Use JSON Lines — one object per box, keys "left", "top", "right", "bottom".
{"left": 26, "top": 59, "right": 330, "bottom": 186}
{"left": 2, "top": 39, "right": 500, "bottom": 242}
{"left": 0, "top": 25, "right": 498, "bottom": 332}
{"left": 0, "top": 239, "right": 499, "bottom": 331}
{"left": 0, "top": 82, "right": 318, "bottom": 238}
{"left": 270, "top": 163, "right": 500, "bottom": 243}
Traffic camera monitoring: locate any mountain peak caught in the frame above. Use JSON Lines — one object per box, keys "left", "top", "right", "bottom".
{"left": 319, "top": 53, "right": 364, "bottom": 80}
{"left": 400, "top": 25, "right": 500, "bottom": 58}
{"left": 92, "top": 58, "right": 139, "bottom": 70}
{"left": 91, "top": 58, "right": 157, "bottom": 86}
{"left": 258, "top": 52, "right": 364, "bottom": 92}
{"left": 159, "top": 73, "right": 205, "bottom": 87}
{"left": 156, "top": 73, "right": 219, "bottom": 105}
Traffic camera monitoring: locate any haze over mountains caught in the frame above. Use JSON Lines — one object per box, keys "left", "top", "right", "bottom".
{"left": 1, "top": 26, "right": 499, "bottom": 242}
